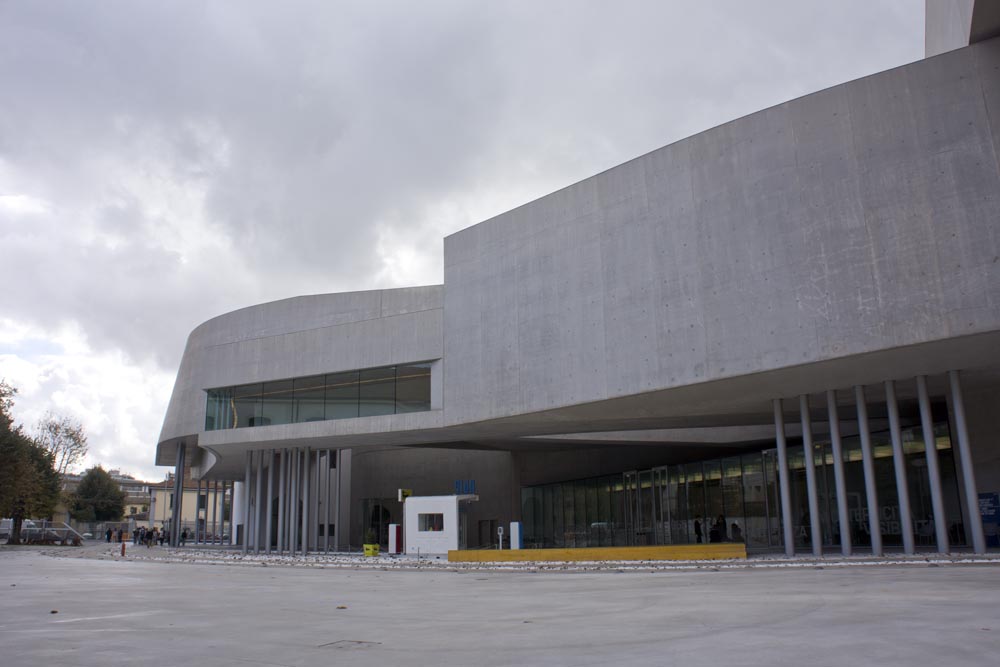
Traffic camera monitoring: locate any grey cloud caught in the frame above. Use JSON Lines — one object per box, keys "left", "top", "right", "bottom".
{"left": 0, "top": 0, "right": 922, "bottom": 374}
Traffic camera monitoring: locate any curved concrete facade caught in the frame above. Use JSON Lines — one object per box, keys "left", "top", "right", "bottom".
{"left": 157, "top": 285, "right": 444, "bottom": 473}
{"left": 156, "top": 33, "right": 1000, "bottom": 554}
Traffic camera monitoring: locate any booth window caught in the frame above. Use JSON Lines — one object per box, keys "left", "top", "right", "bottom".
{"left": 418, "top": 513, "right": 444, "bottom": 532}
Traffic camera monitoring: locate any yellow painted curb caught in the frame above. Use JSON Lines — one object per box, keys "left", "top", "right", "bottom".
{"left": 448, "top": 543, "right": 747, "bottom": 562}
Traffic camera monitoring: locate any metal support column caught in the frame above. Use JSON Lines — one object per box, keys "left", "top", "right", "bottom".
{"left": 174, "top": 444, "right": 186, "bottom": 547}
{"left": 290, "top": 448, "right": 299, "bottom": 555}
{"left": 335, "top": 450, "right": 342, "bottom": 550}
{"left": 885, "top": 380, "right": 915, "bottom": 555}
{"left": 212, "top": 480, "right": 219, "bottom": 545}
{"left": 194, "top": 479, "right": 199, "bottom": 544}
{"left": 254, "top": 451, "right": 264, "bottom": 553}
{"left": 855, "top": 385, "right": 883, "bottom": 555}
{"left": 242, "top": 451, "right": 251, "bottom": 554}
{"left": 302, "top": 448, "right": 311, "bottom": 554}
{"left": 917, "top": 375, "right": 949, "bottom": 552}
{"left": 324, "top": 449, "right": 332, "bottom": 553}
{"left": 171, "top": 444, "right": 183, "bottom": 546}
{"left": 799, "top": 395, "right": 822, "bottom": 556}
{"left": 948, "top": 370, "right": 986, "bottom": 553}
{"left": 773, "top": 399, "right": 795, "bottom": 556}
{"left": 826, "top": 390, "right": 851, "bottom": 555}
{"left": 223, "top": 482, "right": 230, "bottom": 546}
{"left": 265, "top": 450, "right": 274, "bottom": 554}
{"left": 277, "top": 449, "right": 286, "bottom": 554}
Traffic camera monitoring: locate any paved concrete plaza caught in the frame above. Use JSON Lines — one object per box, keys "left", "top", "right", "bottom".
{"left": 2, "top": 547, "right": 999, "bottom": 666}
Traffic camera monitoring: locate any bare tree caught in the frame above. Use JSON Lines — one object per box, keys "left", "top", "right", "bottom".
{"left": 34, "top": 413, "right": 89, "bottom": 475}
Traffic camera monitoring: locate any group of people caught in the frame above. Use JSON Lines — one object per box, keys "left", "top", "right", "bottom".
{"left": 693, "top": 515, "right": 743, "bottom": 543}
{"left": 104, "top": 526, "right": 174, "bottom": 547}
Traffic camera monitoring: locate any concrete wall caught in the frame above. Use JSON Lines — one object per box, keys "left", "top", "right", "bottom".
{"left": 442, "top": 40, "right": 1000, "bottom": 427}
{"left": 926, "top": 0, "right": 974, "bottom": 56}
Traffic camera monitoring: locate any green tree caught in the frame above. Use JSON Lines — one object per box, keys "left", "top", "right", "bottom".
{"left": 69, "top": 466, "right": 126, "bottom": 522}
{"left": 0, "top": 381, "right": 62, "bottom": 544}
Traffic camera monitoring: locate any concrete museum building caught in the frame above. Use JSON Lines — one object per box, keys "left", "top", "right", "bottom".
{"left": 156, "top": 3, "right": 1000, "bottom": 557}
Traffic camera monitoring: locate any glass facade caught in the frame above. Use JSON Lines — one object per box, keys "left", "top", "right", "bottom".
{"left": 204, "top": 362, "right": 432, "bottom": 431}
{"left": 521, "top": 421, "right": 965, "bottom": 551}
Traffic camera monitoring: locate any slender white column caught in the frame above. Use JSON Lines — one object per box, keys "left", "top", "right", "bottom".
{"left": 335, "top": 450, "right": 342, "bottom": 550}
{"left": 826, "top": 390, "right": 852, "bottom": 555}
{"left": 917, "top": 375, "right": 949, "bottom": 552}
{"left": 302, "top": 448, "right": 311, "bottom": 553}
{"left": 290, "top": 448, "right": 299, "bottom": 555}
{"left": 324, "top": 449, "right": 332, "bottom": 553}
{"left": 194, "top": 479, "right": 201, "bottom": 544}
{"left": 277, "top": 449, "right": 286, "bottom": 554}
{"left": 948, "top": 370, "right": 986, "bottom": 553}
{"left": 265, "top": 450, "right": 274, "bottom": 554}
{"left": 172, "top": 444, "right": 185, "bottom": 546}
{"left": 212, "top": 480, "right": 219, "bottom": 545}
{"left": 242, "top": 452, "right": 251, "bottom": 553}
{"left": 885, "top": 380, "right": 915, "bottom": 554}
{"left": 854, "top": 385, "right": 882, "bottom": 555}
{"left": 773, "top": 399, "right": 795, "bottom": 556}
{"left": 799, "top": 395, "right": 822, "bottom": 556}
{"left": 253, "top": 450, "right": 264, "bottom": 554}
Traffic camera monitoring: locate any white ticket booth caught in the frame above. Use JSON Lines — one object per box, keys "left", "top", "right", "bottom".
{"left": 404, "top": 494, "right": 478, "bottom": 555}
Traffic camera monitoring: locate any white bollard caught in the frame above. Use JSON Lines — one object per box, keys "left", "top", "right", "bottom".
{"left": 510, "top": 521, "right": 522, "bottom": 550}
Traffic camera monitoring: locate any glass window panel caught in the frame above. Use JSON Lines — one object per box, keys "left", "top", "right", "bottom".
{"left": 395, "top": 363, "right": 431, "bottom": 413}
{"left": 205, "top": 388, "right": 233, "bottom": 431}
{"left": 260, "top": 379, "right": 294, "bottom": 426}
{"left": 293, "top": 375, "right": 326, "bottom": 423}
{"left": 551, "top": 484, "right": 564, "bottom": 548}
{"left": 586, "top": 479, "right": 599, "bottom": 547}
{"left": 359, "top": 367, "right": 395, "bottom": 417}
{"left": 668, "top": 466, "right": 688, "bottom": 545}
{"left": 721, "top": 457, "right": 744, "bottom": 543}
{"left": 841, "top": 434, "right": 871, "bottom": 547}
{"left": 704, "top": 461, "right": 726, "bottom": 542}
{"left": 788, "top": 445, "right": 808, "bottom": 548}
{"left": 543, "top": 485, "right": 555, "bottom": 549}
{"left": 418, "top": 513, "right": 444, "bottom": 531}
{"left": 933, "top": 424, "right": 967, "bottom": 546}
{"left": 597, "top": 476, "right": 612, "bottom": 547}
{"left": 686, "top": 463, "right": 706, "bottom": 544}
{"left": 872, "top": 431, "right": 901, "bottom": 547}
{"left": 326, "top": 371, "right": 360, "bottom": 420}
{"left": 741, "top": 453, "right": 768, "bottom": 548}
{"left": 232, "top": 383, "right": 262, "bottom": 429}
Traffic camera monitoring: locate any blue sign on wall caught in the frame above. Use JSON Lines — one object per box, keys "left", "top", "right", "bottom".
{"left": 978, "top": 492, "right": 1000, "bottom": 547}
{"left": 455, "top": 479, "right": 476, "bottom": 495}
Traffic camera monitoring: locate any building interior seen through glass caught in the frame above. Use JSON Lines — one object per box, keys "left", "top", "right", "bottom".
{"left": 520, "top": 422, "right": 965, "bottom": 551}
{"left": 204, "top": 362, "right": 432, "bottom": 430}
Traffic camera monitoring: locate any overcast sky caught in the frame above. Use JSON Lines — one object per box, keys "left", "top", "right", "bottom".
{"left": 0, "top": 1, "right": 923, "bottom": 480}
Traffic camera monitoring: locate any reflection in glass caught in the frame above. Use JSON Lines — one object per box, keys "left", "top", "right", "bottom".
{"left": 261, "top": 379, "right": 294, "bottom": 426}
{"left": 294, "top": 375, "right": 326, "bottom": 423}
{"left": 326, "top": 371, "right": 360, "bottom": 420}
{"left": 233, "top": 384, "right": 262, "bottom": 428}
{"left": 359, "top": 367, "right": 395, "bottom": 417}
{"left": 396, "top": 363, "right": 431, "bottom": 413}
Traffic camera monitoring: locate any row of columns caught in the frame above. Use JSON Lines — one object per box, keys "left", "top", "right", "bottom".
{"left": 241, "top": 448, "right": 341, "bottom": 555}
{"left": 772, "top": 370, "right": 986, "bottom": 557}
{"left": 190, "top": 480, "right": 232, "bottom": 545}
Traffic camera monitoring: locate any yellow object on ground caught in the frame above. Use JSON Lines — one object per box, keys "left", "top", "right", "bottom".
{"left": 363, "top": 544, "right": 380, "bottom": 557}
{"left": 448, "top": 543, "right": 746, "bottom": 563}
